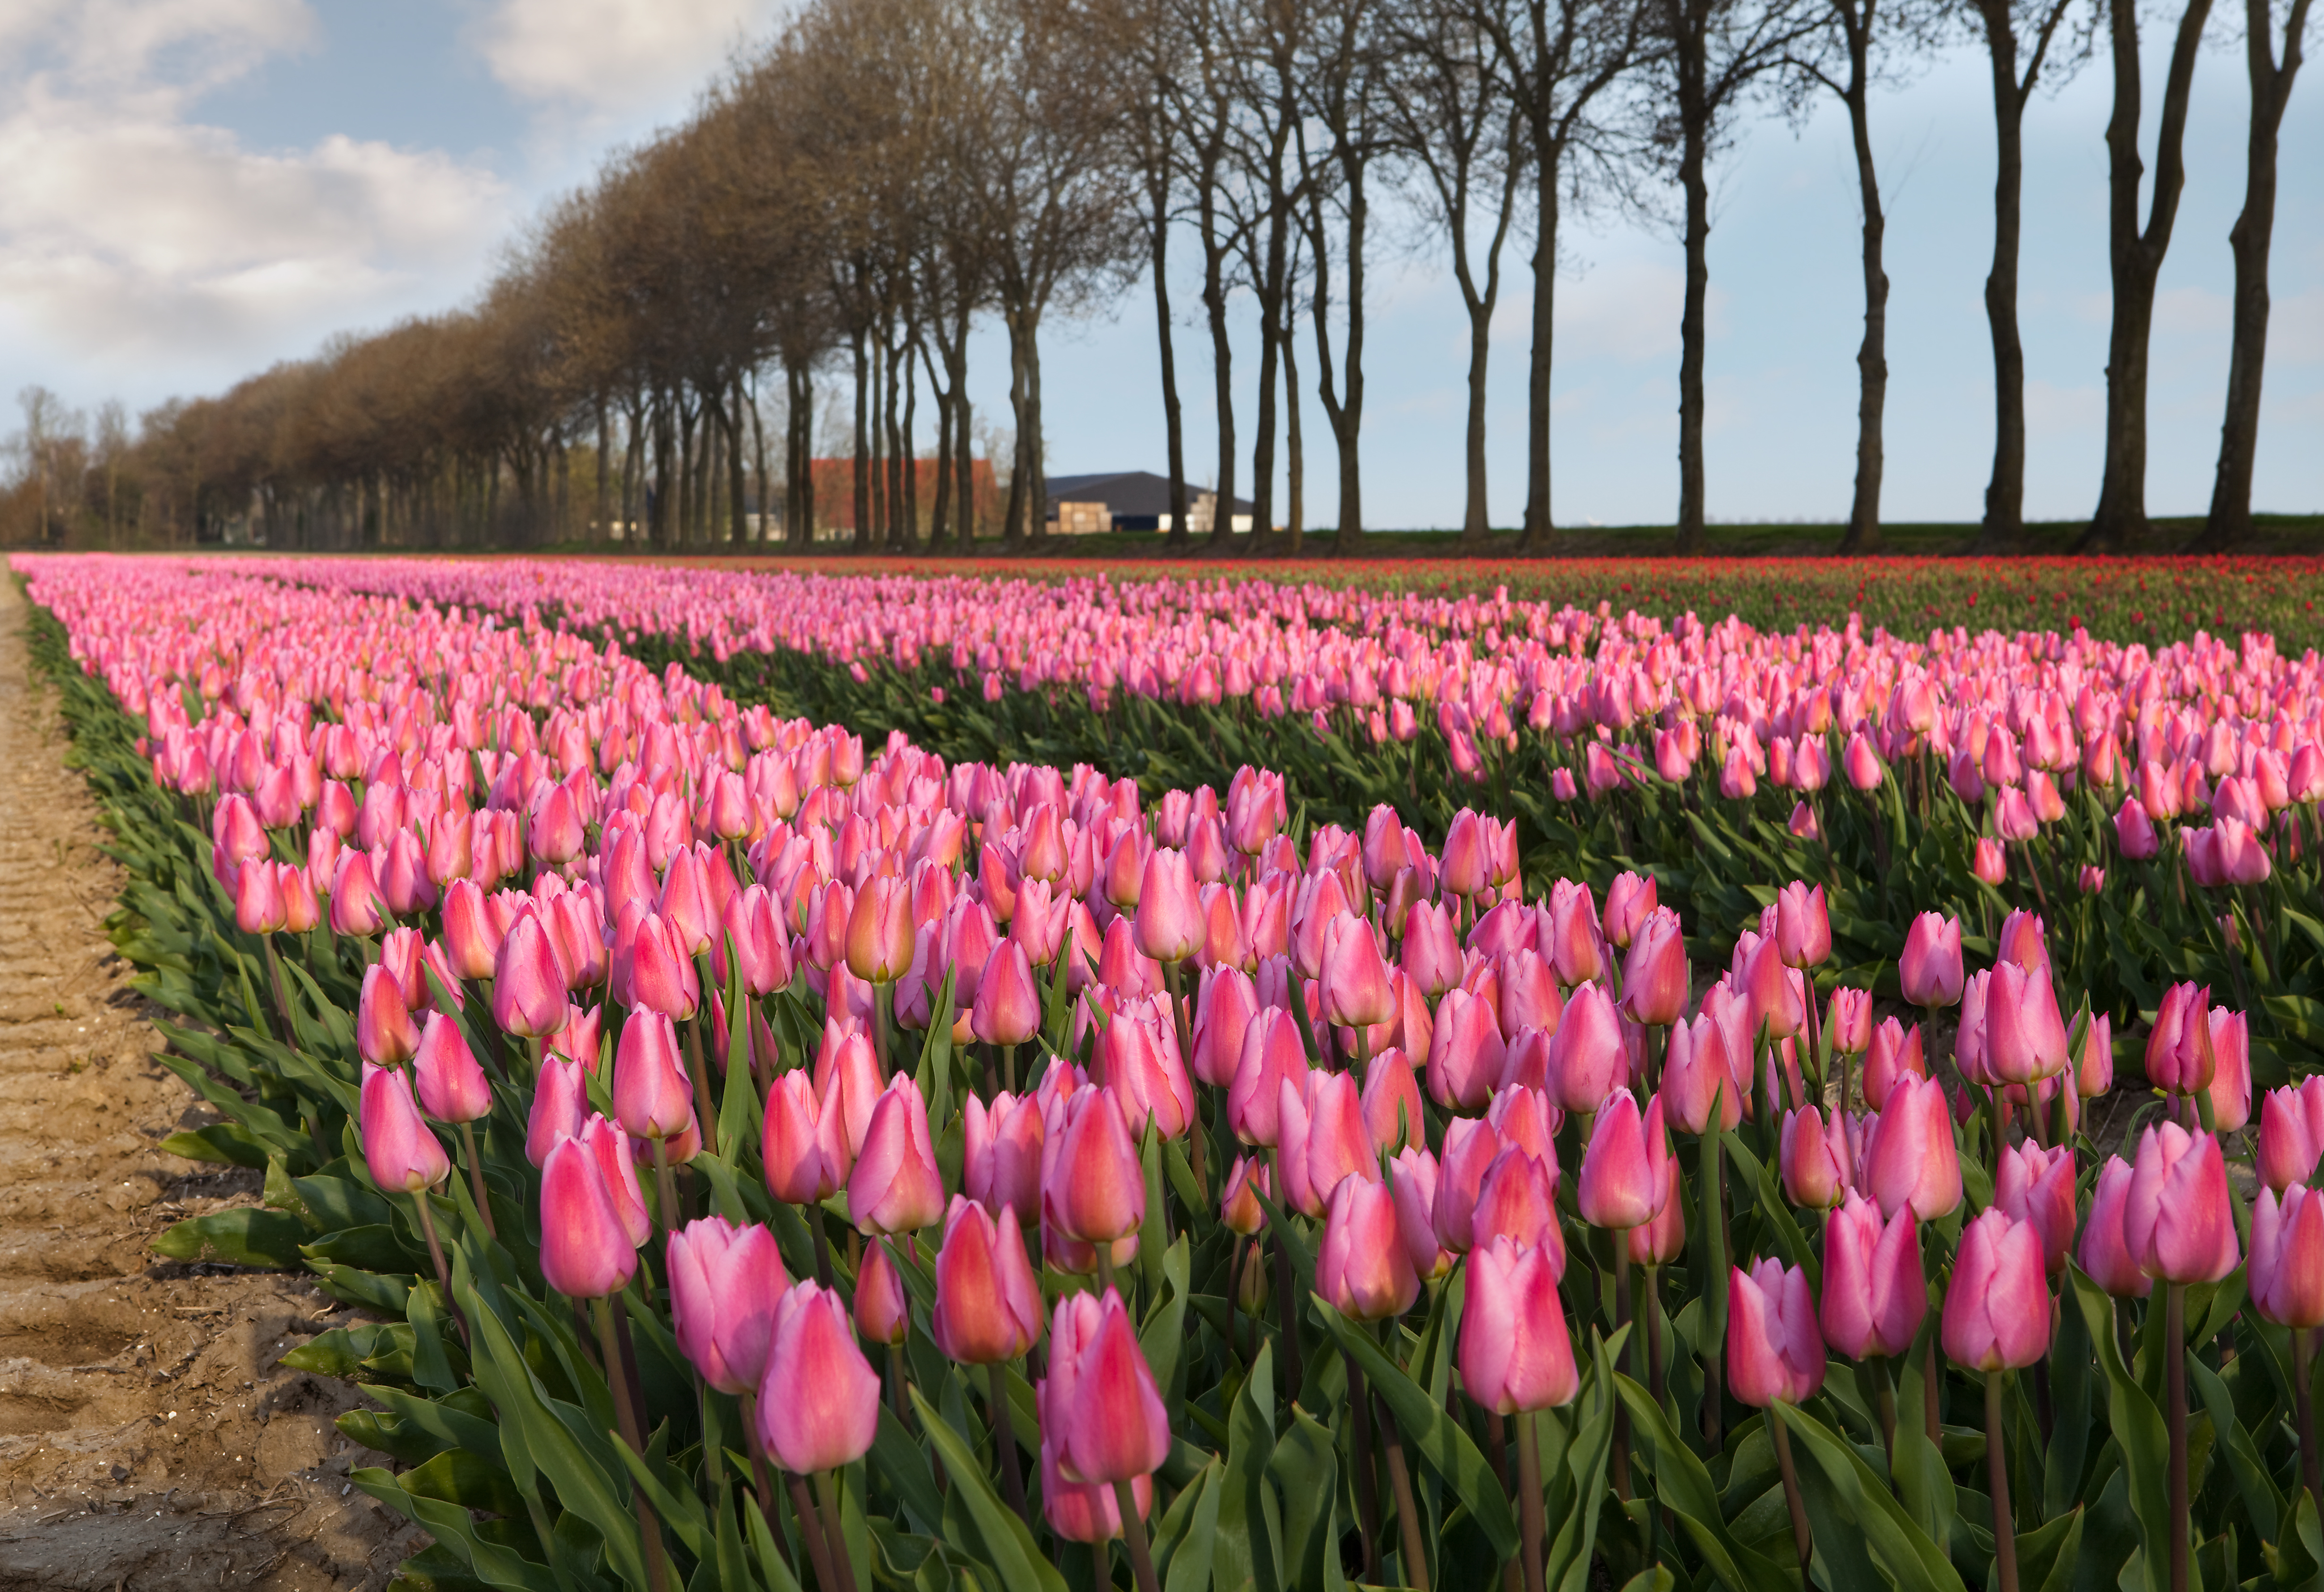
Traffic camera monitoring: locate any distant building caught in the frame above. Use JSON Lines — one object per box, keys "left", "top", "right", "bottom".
{"left": 1045, "top": 471, "right": 1253, "bottom": 534}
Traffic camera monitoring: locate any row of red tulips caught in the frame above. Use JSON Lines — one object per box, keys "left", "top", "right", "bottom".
{"left": 18, "top": 552, "right": 2320, "bottom": 1592}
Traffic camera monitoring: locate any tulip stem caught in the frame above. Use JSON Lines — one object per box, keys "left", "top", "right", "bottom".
{"left": 1770, "top": 1410, "right": 1814, "bottom": 1585}
{"left": 1875, "top": 1364, "right": 1898, "bottom": 1470}
{"left": 1516, "top": 1409, "right": 1546, "bottom": 1592}
{"left": 2166, "top": 1282, "right": 2189, "bottom": 1592}
{"left": 1112, "top": 1477, "right": 1162, "bottom": 1592}
{"left": 986, "top": 1360, "right": 1029, "bottom": 1525}
{"left": 457, "top": 1122, "right": 496, "bottom": 1240}
{"left": 2298, "top": 1328, "right": 2322, "bottom": 1508}
{"left": 1376, "top": 1387, "right": 1431, "bottom": 1592}
{"left": 783, "top": 1469, "right": 839, "bottom": 1592}
{"left": 1611, "top": 1248, "right": 1632, "bottom": 1504}
{"left": 813, "top": 1470, "right": 861, "bottom": 1592}
{"left": 652, "top": 1136, "right": 679, "bottom": 1233}
{"left": 686, "top": 1017, "right": 717, "bottom": 1157}
{"left": 809, "top": 1206, "right": 835, "bottom": 1288}
{"left": 1700, "top": 1125, "right": 1727, "bottom": 1453}
{"left": 1925, "top": 1344, "right": 1943, "bottom": 1446}
{"left": 1000, "top": 1042, "right": 1016, "bottom": 1096}
{"left": 1987, "top": 1371, "right": 2020, "bottom": 1592}
{"left": 1225, "top": 1237, "right": 1243, "bottom": 1368}
{"left": 591, "top": 1294, "right": 671, "bottom": 1592}
{"left": 738, "top": 1393, "right": 790, "bottom": 1582}
{"left": 408, "top": 1191, "right": 467, "bottom": 1347}
{"left": 1348, "top": 1361, "right": 1381, "bottom": 1581}
{"left": 1268, "top": 1212, "right": 1304, "bottom": 1400}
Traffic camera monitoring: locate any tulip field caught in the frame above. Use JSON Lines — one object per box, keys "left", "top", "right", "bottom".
{"left": 19, "top": 552, "right": 2324, "bottom": 1592}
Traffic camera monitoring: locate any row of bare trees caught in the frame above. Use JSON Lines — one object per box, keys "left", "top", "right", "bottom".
{"left": 4, "top": 0, "right": 2310, "bottom": 554}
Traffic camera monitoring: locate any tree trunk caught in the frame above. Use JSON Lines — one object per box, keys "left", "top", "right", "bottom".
{"left": 2083, "top": 0, "right": 2214, "bottom": 551}
{"left": 1285, "top": 312, "right": 1304, "bottom": 556}
{"left": 594, "top": 399, "right": 612, "bottom": 545}
{"left": 1024, "top": 315, "right": 1047, "bottom": 548}
{"left": 852, "top": 326, "right": 871, "bottom": 553}
{"left": 1837, "top": 14, "right": 1889, "bottom": 555}
{"left": 651, "top": 392, "right": 674, "bottom": 550}
{"left": 729, "top": 373, "right": 749, "bottom": 548}
{"left": 1153, "top": 183, "right": 1191, "bottom": 551}
{"left": 1200, "top": 153, "right": 1238, "bottom": 549}
{"left": 1332, "top": 148, "right": 1366, "bottom": 556}
{"left": 1251, "top": 189, "right": 1290, "bottom": 549}
{"left": 1674, "top": 0, "right": 1713, "bottom": 555}
{"left": 946, "top": 325, "right": 974, "bottom": 548}
{"left": 869, "top": 331, "right": 888, "bottom": 551}
{"left": 750, "top": 372, "right": 770, "bottom": 543}
{"left": 900, "top": 334, "right": 920, "bottom": 553}
{"left": 1522, "top": 136, "right": 1560, "bottom": 552}
{"left": 1001, "top": 307, "right": 1031, "bottom": 547}
{"left": 2203, "top": 0, "right": 2306, "bottom": 547}
{"left": 927, "top": 340, "right": 955, "bottom": 555}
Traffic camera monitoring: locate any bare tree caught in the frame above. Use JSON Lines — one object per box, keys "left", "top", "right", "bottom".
{"left": 2201, "top": 0, "right": 2312, "bottom": 547}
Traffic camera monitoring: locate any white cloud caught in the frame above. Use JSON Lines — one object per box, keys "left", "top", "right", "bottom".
{"left": 0, "top": 0, "right": 506, "bottom": 400}
{"left": 473, "top": 0, "right": 783, "bottom": 116}
{"left": 2271, "top": 288, "right": 2324, "bottom": 365}
{"left": 2154, "top": 285, "right": 2232, "bottom": 336}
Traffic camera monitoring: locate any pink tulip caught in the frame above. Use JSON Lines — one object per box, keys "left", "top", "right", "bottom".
{"left": 1826, "top": 987, "right": 1873, "bottom": 1055}
{"left": 971, "top": 939, "right": 1042, "bottom": 1047}
{"left": 357, "top": 963, "right": 421, "bottom": 1068}
{"left": 2113, "top": 795, "right": 2160, "bottom": 860}
{"left": 612, "top": 1009, "right": 694, "bottom": 1147}
{"left": 1842, "top": 732, "right": 1883, "bottom": 790}
{"left": 1621, "top": 908, "right": 1689, "bottom": 1027}
{"left": 1044, "top": 1289, "right": 1171, "bottom": 1485}
{"left": 2251, "top": 1185, "right": 2324, "bottom": 1330}
{"left": 2124, "top": 1123, "right": 2239, "bottom": 1284}
{"left": 1428, "top": 988, "right": 1506, "bottom": 1112}
{"left": 1820, "top": 1193, "right": 1923, "bottom": 1361}
{"left": 848, "top": 1075, "right": 946, "bottom": 1236}
{"left": 361, "top": 1064, "right": 449, "bottom": 1194}
{"left": 1984, "top": 960, "right": 2068, "bottom": 1085}
{"left": 1662, "top": 1012, "right": 1745, "bottom": 1134}
{"left": 492, "top": 910, "right": 570, "bottom": 1038}
{"left": 1220, "top": 1154, "right": 1271, "bottom": 1236}
{"left": 1728, "top": 1258, "right": 1825, "bottom": 1405}
{"left": 668, "top": 1217, "right": 788, "bottom": 1393}
{"left": 1577, "top": 1090, "right": 1661, "bottom": 1230}
{"left": 1942, "top": 1208, "right": 2052, "bottom": 1371}
{"left": 1228, "top": 1006, "right": 1309, "bottom": 1147}
{"left": 1134, "top": 847, "right": 1204, "bottom": 963}
{"left": 1470, "top": 1146, "right": 1561, "bottom": 1263}
{"left": 2259, "top": 1077, "right": 2324, "bottom": 1192}
{"left": 1861, "top": 1018, "right": 1925, "bottom": 1110}
{"left": 1403, "top": 899, "right": 1463, "bottom": 999}
{"left": 413, "top": 1010, "right": 491, "bottom": 1123}
{"left": 2145, "top": 981, "right": 2212, "bottom": 1095}
{"left": 1319, "top": 1175, "right": 1421, "bottom": 1321}
{"left": 854, "top": 1239, "right": 910, "bottom": 1346}
{"left": 1742, "top": 934, "right": 1805, "bottom": 1041}
{"left": 1459, "top": 1236, "right": 1578, "bottom": 1413}
{"left": 1779, "top": 1106, "right": 1851, "bottom": 1210}
{"left": 1993, "top": 1140, "right": 2076, "bottom": 1275}
{"left": 2206, "top": 1008, "right": 2252, "bottom": 1132}
{"left": 761, "top": 1070, "right": 836, "bottom": 1205}
{"left": 1043, "top": 1085, "right": 1146, "bottom": 1247}
{"left": 1971, "top": 837, "right": 2008, "bottom": 885}
{"left": 1547, "top": 982, "right": 1625, "bottom": 1113}
{"left": 2078, "top": 1157, "right": 2152, "bottom": 1299}
{"left": 1626, "top": 1099, "right": 1686, "bottom": 1266}
{"left": 845, "top": 876, "right": 915, "bottom": 983}
{"left": 1389, "top": 1146, "right": 1451, "bottom": 1280}
{"left": 539, "top": 1135, "right": 639, "bottom": 1299}
{"left": 1319, "top": 914, "right": 1395, "bottom": 1031}
{"left": 2075, "top": 1012, "right": 2114, "bottom": 1098}
{"left": 757, "top": 1282, "right": 882, "bottom": 1473}
{"left": 1898, "top": 913, "right": 1963, "bottom": 1009}
{"left": 1859, "top": 1075, "right": 1962, "bottom": 1221}
{"left": 526, "top": 1054, "right": 589, "bottom": 1168}
{"left": 1773, "top": 882, "right": 1830, "bottom": 968}
{"left": 932, "top": 1196, "right": 1043, "bottom": 1362}
{"left": 1362, "top": 1046, "right": 1426, "bottom": 1151}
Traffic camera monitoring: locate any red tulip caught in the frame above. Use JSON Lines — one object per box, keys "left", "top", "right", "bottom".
{"left": 933, "top": 1196, "right": 1043, "bottom": 1362}
{"left": 1898, "top": 912, "right": 1963, "bottom": 1009}
{"left": 539, "top": 1134, "right": 639, "bottom": 1299}
{"left": 1318, "top": 1175, "right": 1420, "bottom": 1321}
{"left": 848, "top": 1074, "right": 946, "bottom": 1236}
{"left": 1820, "top": 1193, "right": 1923, "bottom": 1361}
{"left": 1459, "top": 1236, "right": 1578, "bottom": 1413}
{"left": 1941, "top": 1207, "right": 2051, "bottom": 1373}
{"left": 668, "top": 1217, "right": 788, "bottom": 1393}
{"left": 1043, "top": 1288, "right": 1171, "bottom": 1485}
{"left": 2251, "top": 1185, "right": 2324, "bottom": 1329}
{"left": 757, "top": 1282, "right": 882, "bottom": 1473}
{"left": 1728, "top": 1258, "right": 1825, "bottom": 1406}
{"left": 1578, "top": 1089, "right": 1660, "bottom": 1230}
{"left": 2124, "top": 1122, "right": 2239, "bottom": 1284}
{"left": 413, "top": 1010, "right": 491, "bottom": 1123}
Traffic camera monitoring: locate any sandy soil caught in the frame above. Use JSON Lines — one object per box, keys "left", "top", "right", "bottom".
{"left": 0, "top": 577, "right": 424, "bottom": 1590}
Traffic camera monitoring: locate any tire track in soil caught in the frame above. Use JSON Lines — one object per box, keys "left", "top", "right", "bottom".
{"left": 0, "top": 576, "right": 424, "bottom": 1590}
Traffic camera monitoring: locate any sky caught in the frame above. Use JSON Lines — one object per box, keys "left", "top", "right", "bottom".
{"left": 1, "top": 0, "right": 2317, "bottom": 531}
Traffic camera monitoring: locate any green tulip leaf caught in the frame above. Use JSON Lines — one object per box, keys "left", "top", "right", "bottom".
{"left": 906, "top": 1384, "right": 1068, "bottom": 1592}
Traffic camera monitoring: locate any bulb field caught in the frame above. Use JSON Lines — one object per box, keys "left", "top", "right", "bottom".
{"left": 18, "top": 549, "right": 2324, "bottom": 1592}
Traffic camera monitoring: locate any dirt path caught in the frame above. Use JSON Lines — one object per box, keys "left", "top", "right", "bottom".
{"left": 0, "top": 577, "right": 422, "bottom": 1591}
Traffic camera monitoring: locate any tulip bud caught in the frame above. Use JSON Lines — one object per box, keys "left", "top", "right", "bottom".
{"left": 613, "top": 1010, "right": 695, "bottom": 1146}
{"left": 1942, "top": 1207, "right": 2052, "bottom": 1372}
{"left": 1319, "top": 1176, "right": 1421, "bottom": 1322}
{"left": 539, "top": 1135, "right": 639, "bottom": 1300}
{"left": 1779, "top": 1106, "right": 1850, "bottom": 1211}
{"left": 1043, "top": 1289, "right": 1172, "bottom": 1488}
{"left": 971, "top": 939, "right": 1042, "bottom": 1047}
{"left": 1547, "top": 983, "right": 1626, "bottom": 1114}
{"left": 1044, "top": 1085, "right": 1146, "bottom": 1248}
{"left": 1458, "top": 1236, "right": 1578, "bottom": 1414}
{"left": 1859, "top": 1075, "right": 1962, "bottom": 1222}
{"left": 361, "top": 1064, "right": 449, "bottom": 1194}
{"left": 1220, "top": 1154, "right": 1271, "bottom": 1236}
{"left": 964, "top": 1090, "right": 1043, "bottom": 1221}
{"left": 1728, "top": 1258, "right": 1825, "bottom": 1405}
{"left": 1773, "top": 882, "right": 1830, "bottom": 968}
{"left": 1861, "top": 1017, "right": 1925, "bottom": 1110}
{"left": 762, "top": 1070, "right": 836, "bottom": 1205}
{"left": 757, "top": 1282, "right": 881, "bottom": 1474}
{"left": 357, "top": 963, "right": 421, "bottom": 1068}
{"left": 849, "top": 1075, "right": 946, "bottom": 1236}
{"left": 668, "top": 1217, "right": 788, "bottom": 1393}
{"left": 413, "top": 1010, "right": 491, "bottom": 1123}
{"left": 1898, "top": 912, "right": 1964, "bottom": 1009}
{"left": 1620, "top": 909, "right": 1689, "bottom": 1027}
{"left": 1577, "top": 1089, "right": 1660, "bottom": 1229}
{"left": 854, "top": 1238, "right": 910, "bottom": 1345}
{"left": 492, "top": 910, "right": 570, "bottom": 1038}
{"left": 932, "top": 1196, "right": 1043, "bottom": 1362}
{"left": 1819, "top": 1193, "right": 1923, "bottom": 1361}
{"left": 2124, "top": 1123, "right": 2239, "bottom": 1284}
{"left": 2251, "top": 1185, "right": 2324, "bottom": 1330}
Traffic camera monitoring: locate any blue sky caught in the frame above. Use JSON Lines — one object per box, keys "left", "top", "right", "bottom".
{"left": 2, "top": 0, "right": 2316, "bottom": 529}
